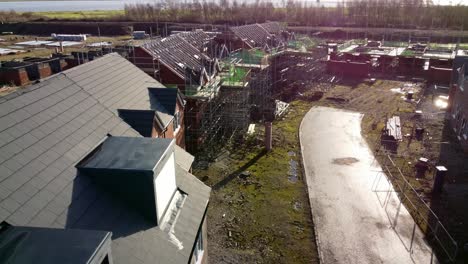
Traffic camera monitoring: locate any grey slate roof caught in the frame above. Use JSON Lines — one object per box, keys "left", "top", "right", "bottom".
{"left": 139, "top": 34, "right": 213, "bottom": 82}
{"left": 175, "top": 145, "right": 195, "bottom": 172}
{"left": 61, "top": 53, "right": 174, "bottom": 130}
{"left": 0, "top": 66, "right": 211, "bottom": 263}
{"left": 78, "top": 136, "right": 172, "bottom": 171}
{"left": 230, "top": 23, "right": 273, "bottom": 48}
{"left": 0, "top": 225, "right": 111, "bottom": 264}
{"left": 0, "top": 72, "right": 140, "bottom": 225}
{"left": 64, "top": 53, "right": 165, "bottom": 113}
{"left": 176, "top": 31, "right": 214, "bottom": 51}
{"left": 259, "top": 22, "right": 282, "bottom": 35}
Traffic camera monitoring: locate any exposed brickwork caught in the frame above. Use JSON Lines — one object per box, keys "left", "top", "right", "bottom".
{"left": 0, "top": 68, "right": 29, "bottom": 86}
{"left": 131, "top": 47, "right": 186, "bottom": 90}
{"left": 327, "top": 60, "right": 370, "bottom": 78}
{"left": 37, "top": 63, "right": 52, "bottom": 79}
{"left": 428, "top": 66, "right": 452, "bottom": 85}
{"left": 185, "top": 98, "right": 208, "bottom": 153}
{"left": 151, "top": 97, "right": 186, "bottom": 149}
{"left": 0, "top": 58, "right": 73, "bottom": 86}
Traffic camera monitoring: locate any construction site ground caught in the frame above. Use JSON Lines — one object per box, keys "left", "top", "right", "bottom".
{"left": 193, "top": 100, "right": 320, "bottom": 263}
{"left": 194, "top": 77, "right": 468, "bottom": 263}
{"left": 0, "top": 34, "right": 131, "bottom": 61}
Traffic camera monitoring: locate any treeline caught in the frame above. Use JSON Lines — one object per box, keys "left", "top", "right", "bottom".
{"left": 123, "top": 0, "right": 468, "bottom": 30}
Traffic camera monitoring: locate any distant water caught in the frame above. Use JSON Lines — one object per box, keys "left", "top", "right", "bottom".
{"left": 0, "top": 0, "right": 157, "bottom": 12}
{"left": 0, "top": 0, "right": 338, "bottom": 12}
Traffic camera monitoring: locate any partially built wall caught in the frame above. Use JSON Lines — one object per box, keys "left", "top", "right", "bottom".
{"left": 270, "top": 49, "right": 332, "bottom": 101}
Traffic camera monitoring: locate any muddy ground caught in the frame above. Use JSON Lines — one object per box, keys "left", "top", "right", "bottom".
{"left": 193, "top": 101, "right": 320, "bottom": 264}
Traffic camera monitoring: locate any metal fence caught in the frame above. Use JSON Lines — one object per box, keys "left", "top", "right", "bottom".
{"left": 371, "top": 154, "right": 458, "bottom": 262}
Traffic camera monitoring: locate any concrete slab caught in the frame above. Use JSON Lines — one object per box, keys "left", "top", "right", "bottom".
{"left": 300, "top": 106, "right": 437, "bottom": 264}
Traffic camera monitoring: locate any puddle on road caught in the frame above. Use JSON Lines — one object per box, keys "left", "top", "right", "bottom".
{"left": 288, "top": 159, "right": 298, "bottom": 183}
{"left": 332, "top": 157, "right": 360, "bottom": 166}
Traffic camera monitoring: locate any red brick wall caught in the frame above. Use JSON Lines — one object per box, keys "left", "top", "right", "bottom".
{"left": 430, "top": 59, "right": 453, "bottom": 68}
{"left": 131, "top": 47, "right": 186, "bottom": 92}
{"left": 63, "top": 58, "right": 80, "bottom": 70}
{"left": 428, "top": 66, "right": 452, "bottom": 85}
{"left": 38, "top": 63, "right": 52, "bottom": 79}
{"left": 185, "top": 98, "right": 208, "bottom": 152}
{"left": 60, "top": 60, "right": 68, "bottom": 71}
{"left": 151, "top": 98, "right": 186, "bottom": 149}
{"left": 152, "top": 120, "right": 170, "bottom": 139}
{"left": 396, "top": 57, "right": 427, "bottom": 76}
{"left": 327, "top": 60, "right": 370, "bottom": 78}
{"left": 175, "top": 99, "right": 186, "bottom": 149}
{"left": 0, "top": 68, "right": 29, "bottom": 86}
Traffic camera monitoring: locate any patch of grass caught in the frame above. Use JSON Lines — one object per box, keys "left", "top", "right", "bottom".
{"left": 194, "top": 101, "right": 319, "bottom": 263}
{"left": 33, "top": 10, "right": 124, "bottom": 20}
{"left": 288, "top": 35, "right": 319, "bottom": 51}
{"left": 401, "top": 49, "right": 416, "bottom": 56}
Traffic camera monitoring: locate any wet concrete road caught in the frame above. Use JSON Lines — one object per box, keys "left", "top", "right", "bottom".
{"left": 300, "top": 107, "right": 436, "bottom": 264}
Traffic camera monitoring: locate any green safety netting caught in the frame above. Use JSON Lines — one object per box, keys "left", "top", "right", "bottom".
{"left": 222, "top": 65, "right": 249, "bottom": 83}
{"left": 229, "top": 49, "right": 266, "bottom": 65}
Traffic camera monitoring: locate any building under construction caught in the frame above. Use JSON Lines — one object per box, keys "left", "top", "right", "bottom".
{"left": 326, "top": 39, "right": 456, "bottom": 85}
{"left": 125, "top": 28, "right": 276, "bottom": 153}
{"left": 185, "top": 47, "right": 273, "bottom": 155}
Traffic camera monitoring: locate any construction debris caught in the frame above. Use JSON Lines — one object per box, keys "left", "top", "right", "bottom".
{"left": 275, "top": 100, "right": 289, "bottom": 117}
{"left": 247, "top": 124, "right": 256, "bottom": 135}
{"left": 384, "top": 116, "right": 403, "bottom": 141}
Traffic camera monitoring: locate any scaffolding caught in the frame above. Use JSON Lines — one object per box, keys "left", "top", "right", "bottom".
{"left": 185, "top": 48, "right": 272, "bottom": 156}
{"left": 120, "top": 31, "right": 277, "bottom": 155}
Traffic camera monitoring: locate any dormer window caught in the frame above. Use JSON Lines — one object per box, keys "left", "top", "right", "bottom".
{"left": 76, "top": 136, "right": 178, "bottom": 224}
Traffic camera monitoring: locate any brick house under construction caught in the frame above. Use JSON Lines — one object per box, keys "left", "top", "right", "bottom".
{"left": 129, "top": 32, "right": 222, "bottom": 152}
{"left": 129, "top": 31, "right": 219, "bottom": 92}
{"left": 216, "top": 22, "right": 285, "bottom": 52}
